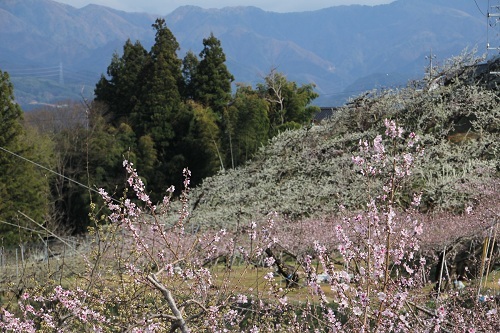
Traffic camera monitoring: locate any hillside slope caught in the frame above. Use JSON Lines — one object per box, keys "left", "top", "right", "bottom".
{"left": 185, "top": 60, "right": 499, "bottom": 230}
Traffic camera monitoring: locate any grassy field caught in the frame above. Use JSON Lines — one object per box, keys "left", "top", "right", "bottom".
{"left": 1, "top": 240, "right": 497, "bottom": 306}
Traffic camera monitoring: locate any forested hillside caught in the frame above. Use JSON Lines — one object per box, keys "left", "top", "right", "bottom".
{"left": 0, "top": 19, "right": 319, "bottom": 242}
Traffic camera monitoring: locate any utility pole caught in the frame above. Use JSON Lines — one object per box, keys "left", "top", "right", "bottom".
{"left": 425, "top": 48, "right": 436, "bottom": 79}
{"left": 59, "top": 62, "right": 64, "bottom": 85}
{"left": 487, "top": 0, "right": 500, "bottom": 74}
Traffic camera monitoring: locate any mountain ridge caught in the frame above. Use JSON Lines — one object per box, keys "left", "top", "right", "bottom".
{"left": 0, "top": 0, "right": 488, "bottom": 108}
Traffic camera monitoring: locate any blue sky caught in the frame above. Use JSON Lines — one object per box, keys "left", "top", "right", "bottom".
{"left": 55, "top": 0, "right": 394, "bottom": 14}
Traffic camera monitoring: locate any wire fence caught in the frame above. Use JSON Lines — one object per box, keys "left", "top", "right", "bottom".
{"left": 0, "top": 235, "right": 91, "bottom": 279}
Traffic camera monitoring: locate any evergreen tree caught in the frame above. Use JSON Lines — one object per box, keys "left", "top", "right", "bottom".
{"left": 0, "top": 71, "right": 24, "bottom": 151}
{"left": 0, "top": 70, "right": 50, "bottom": 244}
{"left": 94, "top": 39, "right": 148, "bottom": 126}
{"left": 132, "top": 18, "right": 188, "bottom": 198}
{"left": 181, "top": 50, "right": 199, "bottom": 101}
{"left": 192, "top": 33, "right": 234, "bottom": 117}
{"left": 133, "top": 18, "right": 183, "bottom": 141}
{"left": 94, "top": 22, "right": 238, "bottom": 200}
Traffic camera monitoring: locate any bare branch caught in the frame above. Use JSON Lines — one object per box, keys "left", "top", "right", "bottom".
{"left": 147, "top": 274, "right": 190, "bottom": 333}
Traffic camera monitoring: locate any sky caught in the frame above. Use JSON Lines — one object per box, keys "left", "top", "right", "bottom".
{"left": 54, "top": 0, "right": 394, "bottom": 15}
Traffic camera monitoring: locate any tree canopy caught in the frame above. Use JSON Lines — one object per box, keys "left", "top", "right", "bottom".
{"left": 94, "top": 39, "right": 148, "bottom": 127}
{"left": 257, "top": 69, "right": 319, "bottom": 134}
{"left": 0, "top": 70, "right": 51, "bottom": 244}
{"left": 192, "top": 33, "right": 234, "bottom": 117}
{"left": 92, "top": 20, "right": 319, "bottom": 204}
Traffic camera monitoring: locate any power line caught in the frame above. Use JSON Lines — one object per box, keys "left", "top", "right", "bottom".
{"left": 3, "top": 66, "right": 60, "bottom": 72}
{"left": 0, "top": 146, "right": 120, "bottom": 204}
{"left": 473, "top": 0, "right": 486, "bottom": 17}
{"left": 9, "top": 69, "right": 59, "bottom": 75}
{"left": 5, "top": 65, "right": 101, "bottom": 86}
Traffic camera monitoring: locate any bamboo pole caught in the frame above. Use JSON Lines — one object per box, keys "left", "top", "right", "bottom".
{"left": 477, "top": 235, "right": 490, "bottom": 300}
{"left": 484, "top": 223, "right": 497, "bottom": 290}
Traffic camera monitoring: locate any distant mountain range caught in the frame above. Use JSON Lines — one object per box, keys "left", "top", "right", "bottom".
{"left": 0, "top": 0, "right": 489, "bottom": 109}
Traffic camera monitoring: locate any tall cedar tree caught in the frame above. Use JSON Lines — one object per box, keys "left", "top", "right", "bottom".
{"left": 181, "top": 50, "right": 199, "bottom": 101}
{"left": 132, "top": 18, "right": 188, "bottom": 198}
{"left": 93, "top": 40, "right": 159, "bottom": 196}
{"left": 0, "top": 70, "right": 50, "bottom": 244}
{"left": 192, "top": 33, "right": 234, "bottom": 118}
{"left": 94, "top": 39, "right": 148, "bottom": 127}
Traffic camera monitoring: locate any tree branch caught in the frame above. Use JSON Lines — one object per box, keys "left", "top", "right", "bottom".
{"left": 147, "top": 274, "right": 190, "bottom": 333}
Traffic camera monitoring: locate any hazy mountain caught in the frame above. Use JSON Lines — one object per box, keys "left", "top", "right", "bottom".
{"left": 0, "top": 0, "right": 488, "bottom": 108}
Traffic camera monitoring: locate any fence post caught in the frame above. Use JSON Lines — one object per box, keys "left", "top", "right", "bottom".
{"left": 20, "top": 244, "right": 25, "bottom": 267}
{"left": 15, "top": 248, "right": 19, "bottom": 280}
{"left": 437, "top": 247, "right": 446, "bottom": 300}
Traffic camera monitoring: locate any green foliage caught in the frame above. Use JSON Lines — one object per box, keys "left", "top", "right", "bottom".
{"left": 93, "top": 20, "right": 320, "bottom": 205}
{"left": 0, "top": 70, "right": 52, "bottom": 244}
{"left": 24, "top": 102, "right": 137, "bottom": 234}
{"left": 136, "top": 134, "right": 157, "bottom": 177}
{"left": 192, "top": 33, "right": 234, "bottom": 116}
{"left": 95, "top": 18, "right": 196, "bottom": 200}
{"left": 225, "top": 85, "right": 270, "bottom": 167}
{"left": 86, "top": 108, "right": 130, "bottom": 190}
{"left": 257, "top": 69, "right": 319, "bottom": 135}
{"left": 94, "top": 39, "right": 148, "bottom": 127}
{"left": 186, "top": 101, "right": 223, "bottom": 179}
{"left": 181, "top": 50, "right": 200, "bottom": 101}
{"left": 132, "top": 19, "right": 182, "bottom": 141}
{"left": 0, "top": 72, "right": 24, "bottom": 149}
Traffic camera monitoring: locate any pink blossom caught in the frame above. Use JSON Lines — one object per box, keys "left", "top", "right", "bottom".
{"left": 264, "top": 257, "right": 275, "bottom": 267}
{"left": 353, "top": 307, "right": 362, "bottom": 316}
{"left": 352, "top": 155, "right": 365, "bottom": 166}
{"left": 236, "top": 294, "right": 248, "bottom": 304}
{"left": 384, "top": 118, "right": 404, "bottom": 138}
